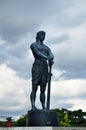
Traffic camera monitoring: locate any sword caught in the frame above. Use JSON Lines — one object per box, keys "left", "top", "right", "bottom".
{"left": 46, "top": 60, "right": 53, "bottom": 110}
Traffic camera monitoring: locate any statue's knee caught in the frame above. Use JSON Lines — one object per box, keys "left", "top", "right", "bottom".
{"left": 32, "top": 87, "right": 37, "bottom": 93}
{"left": 40, "top": 87, "right": 46, "bottom": 93}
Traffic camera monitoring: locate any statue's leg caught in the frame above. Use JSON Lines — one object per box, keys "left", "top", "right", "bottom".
{"left": 40, "top": 86, "right": 46, "bottom": 109}
{"left": 30, "top": 86, "right": 38, "bottom": 110}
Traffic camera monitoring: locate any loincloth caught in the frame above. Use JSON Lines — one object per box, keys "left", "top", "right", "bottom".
{"left": 31, "top": 63, "right": 48, "bottom": 87}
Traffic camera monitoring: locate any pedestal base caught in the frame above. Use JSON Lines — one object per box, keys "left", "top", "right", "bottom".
{"left": 27, "top": 109, "right": 59, "bottom": 126}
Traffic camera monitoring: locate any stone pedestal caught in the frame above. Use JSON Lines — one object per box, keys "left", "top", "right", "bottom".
{"left": 27, "top": 109, "right": 59, "bottom": 126}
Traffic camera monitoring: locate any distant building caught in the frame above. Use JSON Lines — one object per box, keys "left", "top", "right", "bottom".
{"left": 4, "top": 117, "right": 13, "bottom": 127}
{"left": 4, "top": 121, "right": 13, "bottom": 127}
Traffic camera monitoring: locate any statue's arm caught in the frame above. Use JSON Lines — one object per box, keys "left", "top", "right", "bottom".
{"left": 30, "top": 44, "right": 48, "bottom": 59}
{"left": 49, "top": 50, "right": 54, "bottom": 60}
{"left": 47, "top": 46, "right": 54, "bottom": 60}
{"left": 46, "top": 46, "right": 54, "bottom": 66}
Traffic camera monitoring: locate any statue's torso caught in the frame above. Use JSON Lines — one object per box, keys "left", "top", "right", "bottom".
{"left": 31, "top": 42, "right": 49, "bottom": 65}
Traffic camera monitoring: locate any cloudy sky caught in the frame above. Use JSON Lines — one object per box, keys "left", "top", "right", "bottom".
{"left": 0, "top": 0, "right": 86, "bottom": 120}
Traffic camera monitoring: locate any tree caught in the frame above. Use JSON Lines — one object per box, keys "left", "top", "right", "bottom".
{"left": 14, "top": 115, "right": 27, "bottom": 126}
{"left": 60, "top": 112, "right": 71, "bottom": 126}
{"left": 0, "top": 121, "right": 4, "bottom": 127}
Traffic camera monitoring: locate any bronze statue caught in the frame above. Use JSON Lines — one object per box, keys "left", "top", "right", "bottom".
{"left": 30, "top": 31, "right": 54, "bottom": 110}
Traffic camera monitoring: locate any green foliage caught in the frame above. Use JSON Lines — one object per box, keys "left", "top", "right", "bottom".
{"left": 55, "top": 108, "right": 71, "bottom": 126}
{"left": 60, "top": 112, "right": 71, "bottom": 126}
{"left": 55, "top": 108, "right": 86, "bottom": 127}
{"left": 14, "top": 115, "right": 27, "bottom": 126}
{"left": 0, "top": 121, "right": 4, "bottom": 127}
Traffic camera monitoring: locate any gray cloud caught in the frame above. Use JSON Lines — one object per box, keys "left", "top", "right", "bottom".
{"left": 0, "top": 109, "right": 27, "bottom": 118}
{"left": 47, "top": 33, "right": 70, "bottom": 46}
{"left": 0, "top": 0, "right": 76, "bottom": 42}
{"left": 51, "top": 95, "right": 74, "bottom": 110}
{"left": 0, "top": 0, "right": 86, "bottom": 80}
{"left": 0, "top": 0, "right": 58, "bottom": 42}
{"left": 0, "top": 0, "right": 86, "bottom": 118}
{"left": 55, "top": 14, "right": 86, "bottom": 28}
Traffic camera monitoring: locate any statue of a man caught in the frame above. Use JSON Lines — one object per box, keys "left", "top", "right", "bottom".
{"left": 30, "top": 31, "right": 54, "bottom": 110}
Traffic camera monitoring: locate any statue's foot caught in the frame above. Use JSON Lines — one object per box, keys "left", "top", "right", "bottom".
{"left": 32, "top": 106, "right": 37, "bottom": 110}
{"left": 42, "top": 107, "right": 47, "bottom": 112}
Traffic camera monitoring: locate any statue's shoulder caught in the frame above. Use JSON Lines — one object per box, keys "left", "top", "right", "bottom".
{"left": 30, "top": 42, "right": 37, "bottom": 49}
{"left": 44, "top": 44, "right": 50, "bottom": 51}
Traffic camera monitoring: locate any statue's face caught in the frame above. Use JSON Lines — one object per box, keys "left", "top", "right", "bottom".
{"left": 38, "top": 33, "right": 45, "bottom": 42}
{"left": 37, "top": 33, "right": 45, "bottom": 42}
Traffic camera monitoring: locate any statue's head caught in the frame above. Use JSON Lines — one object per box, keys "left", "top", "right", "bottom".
{"left": 36, "top": 31, "right": 46, "bottom": 42}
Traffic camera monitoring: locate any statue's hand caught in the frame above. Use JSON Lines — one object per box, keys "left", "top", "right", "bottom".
{"left": 49, "top": 59, "right": 54, "bottom": 67}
